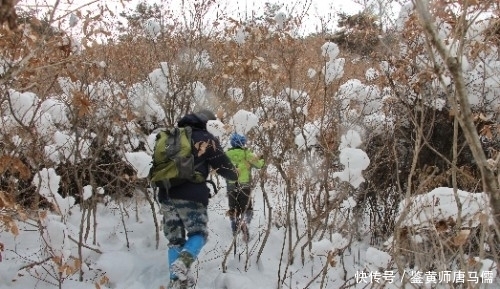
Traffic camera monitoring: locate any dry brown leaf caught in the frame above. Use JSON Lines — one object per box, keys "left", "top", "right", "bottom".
{"left": 72, "top": 90, "right": 93, "bottom": 117}
{"left": 262, "top": 120, "right": 277, "bottom": 129}
{"left": 39, "top": 210, "right": 48, "bottom": 220}
{"left": 480, "top": 125, "right": 493, "bottom": 140}
{"left": 0, "top": 156, "right": 31, "bottom": 180}
{"left": 100, "top": 275, "right": 109, "bottom": 285}
{"left": 74, "top": 258, "right": 82, "bottom": 270}
{"left": 58, "top": 264, "right": 67, "bottom": 274}
{"left": 223, "top": 124, "right": 233, "bottom": 133}
{"left": 451, "top": 229, "right": 470, "bottom": 247}
{"left": 0, "top": 191, "right": 14, "bottom": 208}
{"left": 328, "top": 251, "right": 336, "bottom": 267}
{"left": 52, "top": 256, "right": 62, "bottom": 266}
{"left": 478, "top": 213, "right": 489, "bottom": 224}
{"left": 468, "top": 256, "right": 479, "bottom": 267}
{"left": 216, "top": 108, "right": 225, "bottom": 121}
{"left": 479, "top": 113, "right": 491, "bottom": 121}
{"left": 17, "top": 210, "right": 28, "bottom": 221}
{"left": 10, "top": 222, "right": 19, "bottom": 236}
{"left": 67, "top": 264, "right": 78, "bottom": 275}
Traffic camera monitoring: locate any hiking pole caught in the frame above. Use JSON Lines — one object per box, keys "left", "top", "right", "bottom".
{"left": 233, "top": 219, "right": 238, "bottom": 257}
{"left": 233, "top": 237, "right": 237, "bottom": 256}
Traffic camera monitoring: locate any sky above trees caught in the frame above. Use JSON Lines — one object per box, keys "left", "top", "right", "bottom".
{"left": 20, "top": 0, "right": 388, "bottom": 36}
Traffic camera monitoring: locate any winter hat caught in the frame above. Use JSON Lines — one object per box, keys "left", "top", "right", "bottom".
{"left": 194, "top": 109, "right": 216, "bottom": 123}
{"left": 230, "top": 133, "right": 247, "bottom": 148}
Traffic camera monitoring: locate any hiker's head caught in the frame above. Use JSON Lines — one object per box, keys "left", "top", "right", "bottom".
{"left": 194, "top": 109, "right": 216, "bottom": 123}
{"left": 230, "top": 133, "right": 246, "bottom": 148}
{"left": 178, "top": 109, "right": 216, "bottom": 130}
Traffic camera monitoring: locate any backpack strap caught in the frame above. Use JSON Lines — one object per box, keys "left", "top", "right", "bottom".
{"left": 206, "top": 179, "right": 218, "bottom": 198}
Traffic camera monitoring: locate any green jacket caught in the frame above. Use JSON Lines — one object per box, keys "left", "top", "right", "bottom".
{"left": 226, "top": 147, "right": 264, "bottom": 184}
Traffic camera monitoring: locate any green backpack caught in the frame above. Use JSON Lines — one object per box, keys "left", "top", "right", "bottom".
{"left": 149, "top": 127, "right": 205, "bottom": 188}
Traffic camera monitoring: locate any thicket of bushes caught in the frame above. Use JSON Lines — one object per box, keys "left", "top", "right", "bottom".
{"left": 2, "top": 0, "right": 500, "bottom": 285}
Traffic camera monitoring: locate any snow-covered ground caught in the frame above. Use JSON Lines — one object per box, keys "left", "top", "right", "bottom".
{"left": 2, "top": 179, "right": 499, "bottom": 289}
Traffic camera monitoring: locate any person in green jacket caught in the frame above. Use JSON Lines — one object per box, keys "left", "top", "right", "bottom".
{"left": 226, "top": 133, "right": 265, "bottom": 242}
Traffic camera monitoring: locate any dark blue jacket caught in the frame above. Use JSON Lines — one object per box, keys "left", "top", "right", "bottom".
{"left": 158, "top": 113, "right": 238, "bottom": 206}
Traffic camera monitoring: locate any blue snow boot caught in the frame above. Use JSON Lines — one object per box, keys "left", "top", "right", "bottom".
{"left": 168, "top": 279, "right": 192, "bottom": 289}
{"left": 168, "top": 246, "right": 182, "bottom": 280}
{"left": 171, "top": 251, "right": 194, "bottom": 281}
{"left": 171, "top": 234, "right": 204, "bottom": 285}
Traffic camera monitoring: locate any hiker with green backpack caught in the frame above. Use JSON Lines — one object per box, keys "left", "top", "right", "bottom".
{"left": 150, "top": 110, "right": 238, "bottom": 289}
{"left": 225, "top": 133, "right": 265, "bottom": 242}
